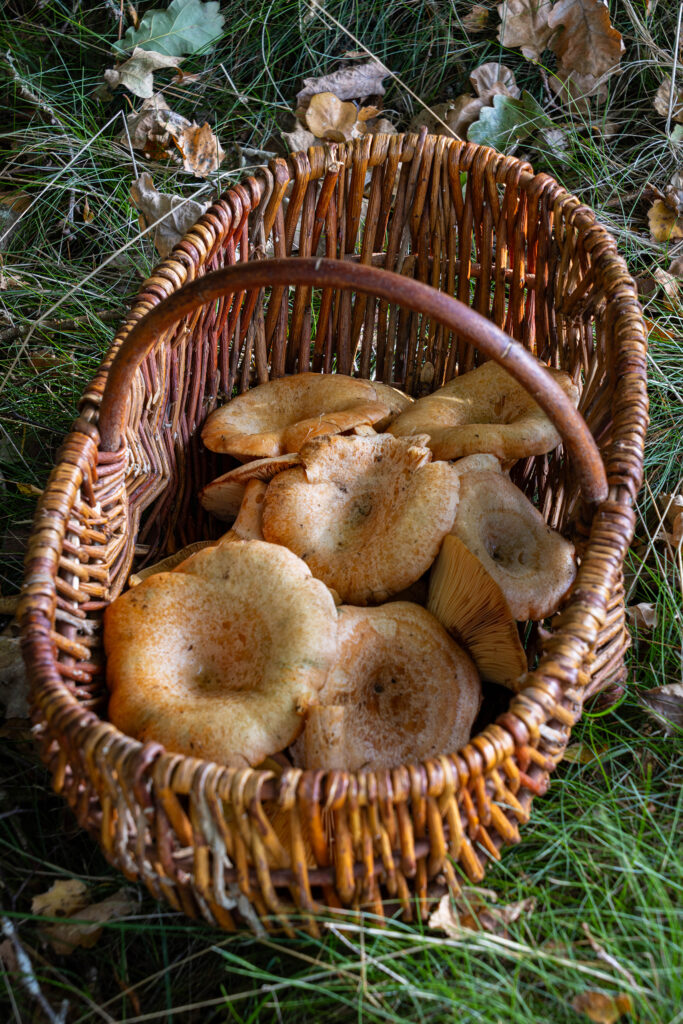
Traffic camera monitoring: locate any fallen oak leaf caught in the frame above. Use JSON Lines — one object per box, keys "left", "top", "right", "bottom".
{"left": 625, "top": 602, "right": 658, "bottom": 630}
{"left": 547, "top": 0, "right": 624, "bottom": 104}
{"left": 639, "top": 683, "right": 683, "bottom": 735}
{"left": 0, "top": 191, "right": 32, "bottom": 251}
{"left": 462, "top": 5, "right": 490, "bottom": 33}
{"left": 305, "top": 92, "right": 359, "bottom": 142}
{"left": 296, "top": 59, "right": 389, "bottom": 110}
{"left": 32, "top": 881, "right": 138, "bottom": 955}
{"left": 648, "top": 200, "right": 683, "bottom": 243}
{"left": 428, "top": 889, "right": 535, "bottom": 938}
{"left": 172, "top": 120, "right": 225, "bottom": 177}
{"left": 653, "top": 77, "right": 683, "bottom": 123}
{"left": 103, "top": 47, "right": 183, "bottom": 99}
{"left": 281, "top": 123, "right": 316, "bottom": 152}
{"left": 121, "top": 93, "right": 192, "bottom": 156}
{"left": 498, "top": 0, "right": 554, "bottom": 62}
{"left": 571, "top": 990, "right": 633, "bottom": 1024}
{"left": 129, "top": 172, "right": 209, "bottom": 258}
{"left": 467, "top": 91, "right": 551, "bottom": 151}
{"left": 118, "top": 0, "right": 224, "bottom": 57}
{"left": 408, "top": 63, "right": 520, "bottom": 140}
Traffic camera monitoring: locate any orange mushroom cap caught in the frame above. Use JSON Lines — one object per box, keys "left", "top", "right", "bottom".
{"left": 451, "top": 469, "right": 577, "bottom": 621}
{"left": 389, "top": 359, "right": 579, "bottom": 461}
{"left": 291, "top": 603, "right": 482, "bottom": 771}
{"left": 202, "top": 372, "right": 396, "bottom": 459}
{"left": 105, "top": 539, "right": 338, "bottom": 767}
{"left": 262, "top": 432, "right": 460, "bottom": 604}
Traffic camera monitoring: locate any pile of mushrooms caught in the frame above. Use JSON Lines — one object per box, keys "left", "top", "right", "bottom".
{"left": 105, "top": 362, "right": 579, "bottom": 774}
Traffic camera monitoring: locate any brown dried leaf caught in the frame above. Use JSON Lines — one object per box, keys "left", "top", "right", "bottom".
{"left": 669, "top": 255, "right": 683, "bottom": 277}
{"left": 32, "top": 881, "right": 138, "bottom": 955}
{"left": 640, "top": 682, "right": 683, "bottom": 735}
{"left": 296, "top": 59, "right": 389, "bottom": 109}
{"left": 498, "top": 0, "right": 554, "bottom": 61}
{"left": 305, "top": 92, "right": 359, "bottom": 142}
{"left": 463, "top": 5, "right": 490, "bottom": 34}
{"left": 648, "top": 199, "right": 683, "bottom": 243}
{"left": 0, "top": 635, "right": 29, "bottom": 719}
{"left": 173, "top": 121, "right": 225, "bottom": 177}
{"left": 103, "top": 47, "right": 183, "bottom": 99}
{"left": 626, "top": 602, "right": 658, "bottom": 630}
{"left": 282, "top": 122, "right": 316, "bottom": 152}
{"left": 428, "top": 890, "right": 535, "bottom": 938}
{"left": 129, "top": 172, "right": 209, "bottom": 258}
{"left": 653, "top": 268, "right": 681, "bottom": 304}
{"left": 364, "top": 116, "right": 397, "bottom": 136}
{"left": 357, "top": 105, "right": 380, "bottom": 122}
{"left": 653, "top": 77, "right": 683, "bottom": 123}
{"left": 547, "top": 0, "right": 624, "bottom": 104}
{"left": 570, "top": 990, "right": 633, "bottom": 1024}
{"left": 32, "top": 879, "right": 90, "bottom": 919}
{"left": 122, "top": 93, "right": 190, "bottom": 155}
{"left": 470, "top": 62, "right": 520, "bottom": 100}
{"left": 122, "top": 94, "right": 224, "bottom": 176}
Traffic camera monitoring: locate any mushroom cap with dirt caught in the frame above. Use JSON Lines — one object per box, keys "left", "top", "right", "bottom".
{"left": 291, "top": 602, "right": 482, "bottom": 772}
{"left": 450, "top": 462, "right": 577, "bottom": 621}
{"left": 202, "top": 372, "right": 401, "bottom": 459}
{"left": 261, "top": 432, "right": 460, "bottom": 604}
{"left": 105, "top": 539, "right": 338, "bottom": 767}
{"left": 389, "top": 359, "right": 579, "bottom": 462}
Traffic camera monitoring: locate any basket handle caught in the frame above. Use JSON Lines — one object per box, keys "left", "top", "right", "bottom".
{"left": 98, "top": 257, "right": 608, "bottom": 504}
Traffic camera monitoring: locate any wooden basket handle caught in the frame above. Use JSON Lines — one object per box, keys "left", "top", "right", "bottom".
{"left": 98, "top": 257, "right": 608, "bottom": 504}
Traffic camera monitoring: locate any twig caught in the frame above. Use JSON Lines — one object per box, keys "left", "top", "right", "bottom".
{"left": 0, "top": 310, "right": 122, "bottom": 346}
{"left": 0, "top": 916, "right": 69, "bottom": 1024}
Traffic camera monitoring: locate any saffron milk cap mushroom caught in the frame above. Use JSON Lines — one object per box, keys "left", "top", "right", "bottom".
{"left": 105, "top": 539, "right": 338, "bottom": 767}
{"left": 202, "top": 373, "right": 394, "bottom": 459}
{"left": 451, "top": 469, "right": 577, "bottom": 621}
{"left": 389, "top": 359, "right": 579, "bottom": 461}
{"left": 200, "top": 454, "right": 300, "bottom": 521}
{"left": 291, "top": 603, "right": 482, "bottom": 771}
{"left": 262, "top": 433, "right": 460, "bottom": 604}
{"left": 428, "top": 534, "right": 527, "bottom": 689}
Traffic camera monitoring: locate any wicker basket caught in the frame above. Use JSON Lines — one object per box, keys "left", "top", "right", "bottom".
{"left": 20, "top": 133, "right": 648, "bottom": 935}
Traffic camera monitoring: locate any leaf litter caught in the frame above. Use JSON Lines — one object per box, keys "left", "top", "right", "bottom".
{"left": 31, "top": 879, "right": 139, "bottom": 956}
{"left": 103, "top": 47, "right": 183, "bottom": 99}
{"left": 129, "top": 173, "right": 209, "bottom": 257}
{"left": 121, "top": 93, "right": 225, "bottom": 176}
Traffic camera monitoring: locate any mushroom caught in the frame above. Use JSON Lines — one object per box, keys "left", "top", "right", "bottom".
{"left": 129, "top": 541, "right": 215, "bottom": 587}
{"left": 428, "top": 535, "right": 527, "bottom": 689}
{"left": 291, "top": 603, "right": 482, "bottom": 772}
{"left": 202, "top": 373, "right": 395, "bottom": 460}
{"left": 389, "top": 359, "right": 579, "bottom": 462}
{"left": 261, "top": 433, "right": 460, "bottom": 604}
{"left": 200, "top": 454, "right": 299, "bottom": 522}
{"left": 451, "top": 468, "right": 576, "bottom": 621}
{"left": 368, "top": 380, "right": 413, "bottom": 428}
{"left": 105, "top": 539, "right": 338, "bottom": 767}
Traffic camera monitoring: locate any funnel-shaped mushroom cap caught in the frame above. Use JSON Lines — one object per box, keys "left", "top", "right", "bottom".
{"left": 262, "top": 433, "right": 460, "bottom": 604}
{"left": 291, "top": 603, "right": 481, "bottom": 771}
{"left": 200, "top": 454, "right": 300, "bottom": 521}
{"left": 389, "top": 360, "right": 579, "bottom": 461}
{"left": 369, "top": 381, "right": 413, "bottom": 428}
{"left": 105, "top": 540, "right": 338, "bottom": 767}
{"left": 452, "top": 453, "right": 503, "bottom": 477}
{"left": 428, "top": 535, "right": 527, "bottom": 689}
{"left": 202, "top": 373, "right": 393, "bottom": 459}
{"left": 451, "top": 470, "right": 577, "bottom": 621}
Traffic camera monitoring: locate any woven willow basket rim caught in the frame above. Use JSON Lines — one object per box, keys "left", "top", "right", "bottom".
{"left": 20, "top": 132, "right": 649, "bottom": 930}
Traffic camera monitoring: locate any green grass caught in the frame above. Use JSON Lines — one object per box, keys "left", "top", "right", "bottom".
{"left": 1, "top": 1, "right": 682, "bottom": 1021}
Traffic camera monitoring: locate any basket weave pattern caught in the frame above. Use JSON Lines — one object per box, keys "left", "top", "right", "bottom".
{"left": 21, "top": 133, "right": 647, "bottom": 934}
